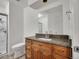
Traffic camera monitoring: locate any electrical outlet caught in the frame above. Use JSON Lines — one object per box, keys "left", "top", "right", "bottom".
{"left": 74, "top": 46, "right": 79, "bottom": 53}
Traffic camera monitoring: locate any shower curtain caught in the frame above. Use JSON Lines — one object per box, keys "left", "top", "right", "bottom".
{"left": 0, "top": 13, "right": 8, "bottom": 55}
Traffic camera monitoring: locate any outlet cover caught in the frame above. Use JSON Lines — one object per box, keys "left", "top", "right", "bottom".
{"left": 74, "top": 46, "right": 79, "bottom": 53}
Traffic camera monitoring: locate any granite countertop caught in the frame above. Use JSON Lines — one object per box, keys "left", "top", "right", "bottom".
{"left": 26, "top": 36, "right": 72, "bottom": 48}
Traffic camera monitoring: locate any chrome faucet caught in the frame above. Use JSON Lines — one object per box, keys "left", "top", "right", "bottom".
{"left": 45, "top": 34, "right": 49, "bottom": 39}
{"left": 45, "top": 31, "right": 49, "bottom": 39}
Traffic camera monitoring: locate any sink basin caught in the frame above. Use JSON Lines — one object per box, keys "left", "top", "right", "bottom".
{"left": 38, "top": 38, "right": 52, "bottom": 41}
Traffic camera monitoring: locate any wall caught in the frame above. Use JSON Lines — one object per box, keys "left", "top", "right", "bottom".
{"left": 10, "top": 0, "right": 28, "bottom": 8}
{"left": 38, "top": 15, "right": 48, "bottom": 33}
{"left": 48, "top": 5, "right": 63, "bottom": 34}
{"left": 61, "top": 0, "right": 71, "bottom": 35}
{"left": 9, "top": 2, "right": 24, "bottom": 53}
{"left": 24, "top": 7, "right": 38, "bottom": 37}
{"left": 61, "top": 0, "right": 79, "bottom": 59}
{"left": 70, "top": 0, "right": 79, "bottom": 59}
{"left": 60, "top": 0, "right": 79, "bottom": 58}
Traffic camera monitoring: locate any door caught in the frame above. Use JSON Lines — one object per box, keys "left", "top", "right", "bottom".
{"left": 32, "top": 42, "right": 41, "bottom": 59}
{"left": 41, "top": 43, "right": 52, "bottom": 59}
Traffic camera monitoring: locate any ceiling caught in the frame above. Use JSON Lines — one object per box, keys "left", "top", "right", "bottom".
{"left": 0, "top": 0, "right": 9, "bottom": 9}
{"left": 39, "top": 5, "right": 62, "bottom": 17}
{"left": 28, "top": 0, "right": 38, "bottom": 5}
{"left": 10, "top": 0, "right": 28, "bottom": 8}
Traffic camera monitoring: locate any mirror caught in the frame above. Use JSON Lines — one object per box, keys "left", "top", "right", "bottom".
{"left": 38, "top": 5, "right": 63, "bottom": 34}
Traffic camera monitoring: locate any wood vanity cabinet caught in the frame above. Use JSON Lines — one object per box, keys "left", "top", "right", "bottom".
{"left": 25, "top": 39, "right": 72, "bottom": 59}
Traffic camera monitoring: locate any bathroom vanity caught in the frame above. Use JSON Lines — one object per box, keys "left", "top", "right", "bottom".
{"left": 25, "top": 34, "right": 72, "bottom": 59}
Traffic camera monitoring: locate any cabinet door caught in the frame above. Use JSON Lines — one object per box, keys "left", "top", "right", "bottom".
{"left": 32, "top": 42, "right": 41, "bottom": 59}
{"left": 41, "top": 43, "right": 52, "bottom": 59}
{"left": 26, "top": 49, "right": 32, "bottom": 59}
{"left": 25, "top": 40, "right": 32, "bottom": 59}
{"left": 53, "top": 45, "right": 72, "bottom": 58}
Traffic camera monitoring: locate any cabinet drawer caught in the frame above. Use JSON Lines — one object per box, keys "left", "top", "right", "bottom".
{"left": 53, "top": 45, "right": 71, "bottom": 57}
{"left": 53, "top": 54, "right": 71, "bottom": 59}
{"left": 32, "top": 41, "right": 52, "bottom": 47}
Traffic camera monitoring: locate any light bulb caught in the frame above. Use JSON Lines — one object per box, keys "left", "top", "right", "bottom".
{"left": 38, "top": 13, "right": 43, "bottom": 18}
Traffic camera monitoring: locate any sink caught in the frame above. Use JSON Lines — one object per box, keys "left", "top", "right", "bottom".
{"left": 38, "top": 38, "right": 52, "bottom": 41}
{"left": 36, "top": 33, "right": 69, "bottom": 39}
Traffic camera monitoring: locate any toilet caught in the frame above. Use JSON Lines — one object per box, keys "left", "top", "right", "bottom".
{"left": 12, "top": 43, "right": 25, "bottom": 59}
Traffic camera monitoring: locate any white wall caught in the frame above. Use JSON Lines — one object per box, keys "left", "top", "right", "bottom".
{"left": 60, "top": 0, "right": 79, "bottom": 59}
{"left": 48, "top": 5, "right": 63, "bottom": 34}
{"left": 9, "top": 2, "right": 24, "bottom": 53}
{"left": 60, "top": 0, "right": 79, "bottom": 58}
{"left": 38, "top": 15, "right": 48, "bottom": 33}
{"left": 24, "top": 7, "right": 38, "bottom": 37}
{"left": 61, "top": 0, "right": 71, "bottom": 35}
{"left": 70, "top": 0, "right": 79, "bottom": 59}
